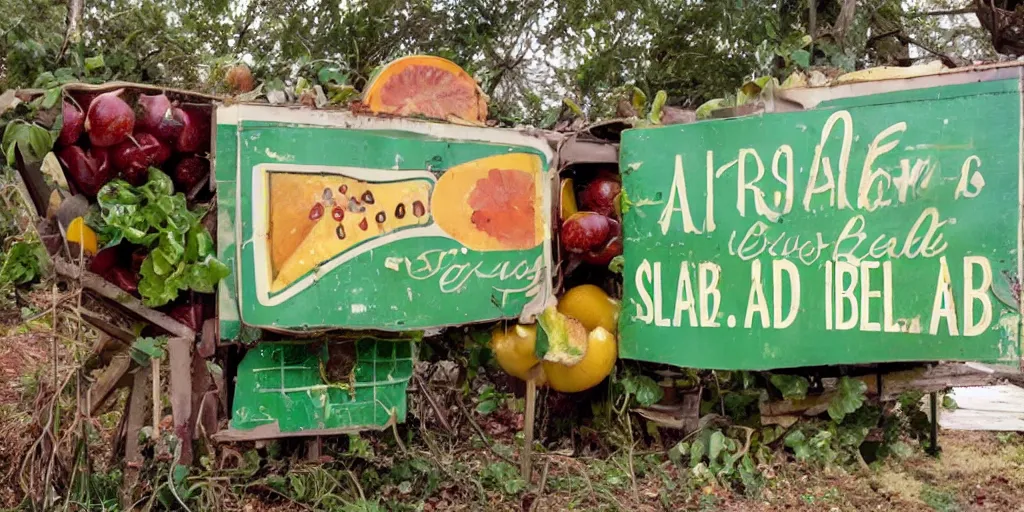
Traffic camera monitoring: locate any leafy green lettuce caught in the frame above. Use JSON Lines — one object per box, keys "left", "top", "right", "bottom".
{"left": 88, "top": 168, "right": 229, "bottom": 307}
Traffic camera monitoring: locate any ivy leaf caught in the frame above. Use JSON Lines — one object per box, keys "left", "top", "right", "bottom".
{"left": 784, "top": 430, "right": 812, "bottom": 461}
{"left": 791, "top": 49, "right": 811, "bottom": 68}
{"left": 828, "top": 376, "right": 867, "bottom": 422}
{"left": 84, "top": 55, "right": 106, "bottom": 73}
{"left": 708, "top": 430, "right": 726, "bottom": 462}
{"left": 130, "top": 336, "right": 167, "bottom": 365}
{"left": 619, "top": 373, "right": 663, "bottom": 407}
{"left": 770, "top": 374, "right": 809, "bottom": 400}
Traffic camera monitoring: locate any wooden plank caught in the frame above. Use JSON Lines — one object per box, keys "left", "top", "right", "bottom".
{"left": 53, "top": 258, "right": 196, "bottom": 339}
{"left": 124, "top": 368, "right": 150, "bottom": 467}
{"left": 85, "top": 351, "right": 132, "bottom": 416}
{"left": 167, "top": 336, "right": 193, "bottom": 465}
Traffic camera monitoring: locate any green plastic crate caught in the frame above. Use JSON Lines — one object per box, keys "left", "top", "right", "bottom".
{"left": 230, "top": 338, "right": 415, "bottom": 433}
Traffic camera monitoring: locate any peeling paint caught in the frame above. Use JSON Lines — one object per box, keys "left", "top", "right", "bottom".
{"left": 264, "top": 147, "right": 296, "bottom": 162}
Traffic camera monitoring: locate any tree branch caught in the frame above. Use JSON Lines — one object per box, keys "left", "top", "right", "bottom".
{"left": 909, "top": 7, "right": 976, "bottom": 17}
{"left": 894, "top": 34, "right": 960, "bottom": 68}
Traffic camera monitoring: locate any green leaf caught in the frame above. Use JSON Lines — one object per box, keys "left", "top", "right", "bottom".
{"left": 631, "top": 87, "right": 647, "bottom": 113}
{"left": 770, "top": 374, "right": 809, "bottom": 400}
{"left": 647, "top": 90, "right": 667, "bottom": 124}
{"left": 563, "top": 97, "right": 584, "bottom": 117}
{"left": 130, "top": 336, "right": 166, "bottom": 365}
{"left": 695, "top": 98, "right": 728, "bottom": 120}
{"left": 41, "top": 88, "right": 61, "bottom": 110}
{"left": 791, "top": 49, "right": 811, "bottom": 68}
{"left": 608, "top": 255, "right": 625, "bottom": 274}
{"left": 475, "top": 399, "right": 498, "bottom": 415}
{"left": 784, "top": 430, "right": 812, "bottom": 461}
{"left": 828, "top": 376, "right": 867, "bottom": 422}
{"left": 84, "top": 55, "right": 106, "bottom": 73}
{"left": 708, "top": 430, "right": 726, "bottom": 462}
{"left": 619, "top": 373, "right": 663, "bottom": 407}
{"left": 942, "top": 395, "right": 958, "bottom": 410}
{"left": 318, "top": 66, "right": 347, "bottom": 85}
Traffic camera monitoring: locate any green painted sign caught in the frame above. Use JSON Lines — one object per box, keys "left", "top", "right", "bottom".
{"left": 215, "top": 106, "right": 555, "bottom": 332}
{"left": 619, "top": 79, "right": 1023, "bottom": 370}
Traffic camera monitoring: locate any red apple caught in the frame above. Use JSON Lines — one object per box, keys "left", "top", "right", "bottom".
{"left": 57, "top": 101, "right": 84, "bottom": 147}
{"left": 561, "top": 211, "right": 611, "bottom": 254}
{"left": 57, "top": 145, "right": 116, "bottom": 197}
{"left": 579, "top": 172, "right": 621, "bottom": 217}
{"left": 173, "top": 156, "right": 209, "bottom": 191}
{"left": 112, "top": 132, "right": 172, "bottom": 185}
{"left": 85, "top": 89, "right": 135, "bottom": 147}
{"left": 136, "top": 93, "right": 183, "bottom": 143}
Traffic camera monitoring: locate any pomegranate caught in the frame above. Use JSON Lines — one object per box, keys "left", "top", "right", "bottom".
{"left": 579, "top": 172, "right": 621, "bottom": 217}
{"left": 136, "top": 93, "right": 182, "bottom": 143}
{"left": 112, "top": 133, "right": 172, "bottom": 185}
{"left": 57, "top": 145, "right": 116, "bottom": 197}
{"left": 225, "top": 64, "right": 255, "bottom": 93}
{"left": 85, "top": 89, "right": 135, "bottom": 147}
{"left": 561, "top": 212, "right": 611, "bottom": 254}
{"left": 57, "top": 101, "right": 84, "bottom": 147}
{"left": 173, "top": 106, "right": 210, "bottom": 153}
{"left": 173, "top": 156, "right": 209, "bottom": 192}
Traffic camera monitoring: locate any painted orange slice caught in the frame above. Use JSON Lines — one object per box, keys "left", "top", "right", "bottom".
{"left": 432, "top": 153, "right": 545, "bottom": 252}
{"left": 268, "top": 174, "right": 433, "bottom": 292}
{"left": 362, "top": 55, "right": 488, "bottom": 123}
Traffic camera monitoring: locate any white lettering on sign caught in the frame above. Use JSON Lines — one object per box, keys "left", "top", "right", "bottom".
{"left": 631, "top": 107, "right": 1003, "bottom": 341}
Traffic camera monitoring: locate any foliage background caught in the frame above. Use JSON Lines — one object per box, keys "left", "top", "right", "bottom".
{"left": 0, "top": 0, "right": 1000, "bottom": 125}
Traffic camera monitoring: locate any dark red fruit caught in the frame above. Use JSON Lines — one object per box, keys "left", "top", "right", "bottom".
{"left": 583, "top": 220, "right": 623, "bottom": 266}
{"left": 85, "top": 89, "right": 135, "bottom": 147}
{"left": 332, "top": 206, "right": 344, "bottom": 221}
{"left": 358, "top": 218, "right": 368, "bottom": 230}
{"left": 579, "top": 172, "right": 622, "bottom": 217}
{"left": 412, "top": 200, "right": 426, "bottom": 217}
{"left": 309, "top": 203, "right": 324, "bottom": 221}
{"left": 561, "top": 212, "right": 611, "bottom": 254}
{"left": 136, "top": 93, "right": 183, "bottom": 143}
{"left": 173, "top": 106, "right": 210, "bottom": 153}
{"left": 57, "top": 145, "right": 116, "bottom": 197}
{"left": 169, "top": 303, "right": 203, "bottom": 331}
{"left": 107, "top": 267, "right": 139, "bottom": 294}
{"left": 89, "top": 247, "right": 119, "bottom": 276}
{"left": 58, "top": 101, "right": 84, "bottom": 147}
{"left": 172, "top": 156, "right": 209, "bottom": 192}
{"left": 112, "top": 133, "right": 172, "bottom": 185}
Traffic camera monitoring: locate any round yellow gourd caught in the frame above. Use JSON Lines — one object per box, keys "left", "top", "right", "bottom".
{"left": 557, "top": 284, "right": 620, "bottom": 333}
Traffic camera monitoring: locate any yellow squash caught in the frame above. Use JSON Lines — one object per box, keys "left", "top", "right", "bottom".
{"left": 543, "top": 327, "right": 618, "bottom": 393}
{"left": 490, "top": 324, "right": 545, "bottom": 385}
{"left": 557, "top": 284, "right": 620, "bottom": 333}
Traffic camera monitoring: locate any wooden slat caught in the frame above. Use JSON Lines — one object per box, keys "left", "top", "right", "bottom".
{"left": 53, "top": 258, "right": 196, "bottom": 339}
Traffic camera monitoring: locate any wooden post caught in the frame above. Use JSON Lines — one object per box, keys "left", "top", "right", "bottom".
{"left": 521, "top": 365, "right": 543, "bottom": 483}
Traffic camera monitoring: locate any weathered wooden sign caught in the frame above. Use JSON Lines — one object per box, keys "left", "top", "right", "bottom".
{"left": 619, "top": 78, "right": 1023, "bottom": 370}
{"left": 215, "top": 105, "right": 555, "bottom": 333}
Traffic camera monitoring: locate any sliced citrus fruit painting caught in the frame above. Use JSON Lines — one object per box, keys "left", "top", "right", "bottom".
{"left": 362, "top": 55, "right": 488, "bottom": 123}
{"left": 268, "top": 174, "right": 433, "bottom": 292}
{"left": 265, "top": 152, "right": 545, "bottom": 294}
{"left": 432, "top": 153, "right": 544, "bottom": 252}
